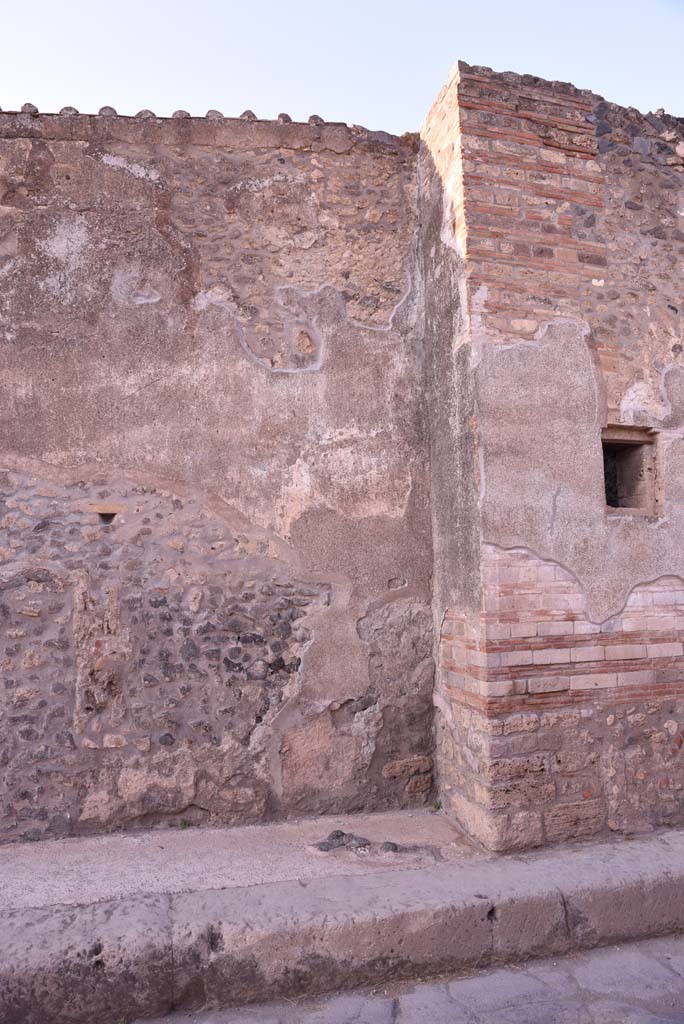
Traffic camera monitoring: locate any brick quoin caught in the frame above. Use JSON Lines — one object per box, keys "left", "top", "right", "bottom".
{"left": 422, "top": 62, "right": 684, "bottom": 850}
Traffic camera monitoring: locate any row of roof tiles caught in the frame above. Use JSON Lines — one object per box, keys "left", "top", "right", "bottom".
{"left": 1, "top": 104, "right": 326, "bottom": 124}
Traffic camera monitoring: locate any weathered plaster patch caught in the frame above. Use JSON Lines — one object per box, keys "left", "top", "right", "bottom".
{"left": 620, "top": 380, "right": 670, "bottom": 423}
{"left": 0, "top": 214, "right": 19, "bottom": 257}
{"left": 111, "top": 268, "right": 162, "bottom": 306}
{"left": 39, "top": 215, "right": 89, "bottom": 266}
{"left": 485, "top": 540, "right": 684, "bottom": 628}
{"left": 100, "top": 153, "right": 160, "bottom": 182}
{"left": 225, "top": 173, "right": 306, "bottom": 194}
{"left": 195, "top": 283, "right": 326, "bottom": 374}
{"left": 479, "top": 320, "right": 684, "bottom": 620}
{"left": 275, "top": 441, "right": 413, "bottom": 537}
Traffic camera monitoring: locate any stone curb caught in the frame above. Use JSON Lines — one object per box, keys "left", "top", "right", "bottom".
{"left": 2, "top": 830, "right": 684, "bottom": 1023}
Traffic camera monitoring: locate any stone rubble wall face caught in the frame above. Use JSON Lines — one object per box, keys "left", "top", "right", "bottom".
{"left": 0, "top": 115, "right": 435, "bottom": 842}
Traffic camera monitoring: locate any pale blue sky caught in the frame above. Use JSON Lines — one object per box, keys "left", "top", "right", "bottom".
{"left": 3, "top": 0, "right": 683, "bottom": 133}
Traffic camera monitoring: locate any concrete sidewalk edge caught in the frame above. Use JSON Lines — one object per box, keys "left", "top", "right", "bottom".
{"left": 3, "top": 829, "right": 684, "bottom": 1024}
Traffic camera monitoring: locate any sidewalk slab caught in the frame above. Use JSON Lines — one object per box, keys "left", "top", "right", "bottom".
{"left": 0, "top": 809, "right": 477, "bottom": 909}
{"left": 2, "top": 814, "right": 684, "bottom": 1024}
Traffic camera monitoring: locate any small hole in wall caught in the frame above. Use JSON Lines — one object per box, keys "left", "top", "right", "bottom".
{"left": 602, "top": 426, "right": 658, "bottom": 515}
{"left": 98, "top": 512, "right": 117, "bottom": 525}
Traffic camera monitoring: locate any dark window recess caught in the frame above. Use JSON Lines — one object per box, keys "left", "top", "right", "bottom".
{"left": 602, "top": 444, "right": 621, "bottom": 506}
{"left": 601, "top": 428, "right": 657, "bottom": 513}
{"left": 98, "top": 512, "right": 117, "bottom": 524}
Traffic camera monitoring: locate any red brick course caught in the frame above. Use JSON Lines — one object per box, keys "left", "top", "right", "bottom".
{"left": 442, "top": 63, "right": 607, "bottom": 340}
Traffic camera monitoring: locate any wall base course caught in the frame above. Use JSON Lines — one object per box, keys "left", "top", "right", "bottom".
{"left": 436, "top": 684, "right": 684, "bottom": 850}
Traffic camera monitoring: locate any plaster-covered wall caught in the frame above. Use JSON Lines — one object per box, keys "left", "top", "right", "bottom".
{"left": 423, "top": 63, "right": 684, "bottom": 849}
{"left": 0, "top": 112, "right": 435, "bottom": 841}
{"left": 418, "top": 80, "right": 481, "bottom": 622}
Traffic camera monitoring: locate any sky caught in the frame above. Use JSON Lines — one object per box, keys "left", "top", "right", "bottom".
{"left": 2, "top": 0, "right": 684, "bottom": 134}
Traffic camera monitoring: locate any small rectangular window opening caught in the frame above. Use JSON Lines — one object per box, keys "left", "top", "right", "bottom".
{"left": 602, "top": 426, "right": 658, "bottom": 515}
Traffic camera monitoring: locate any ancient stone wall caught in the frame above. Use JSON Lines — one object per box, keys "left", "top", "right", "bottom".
{"left": 3, "top": 64, "right": 684, "bottom": 850}
{"left": 424, "top": 63, "right": 684, "bottom": 849}
{"left": 0, "top": 111, "right": 435, "bottom": 841}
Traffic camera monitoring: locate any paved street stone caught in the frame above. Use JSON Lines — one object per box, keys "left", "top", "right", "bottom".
{"left": 142, "top": 935, "right": 684, "bottom": 1023}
